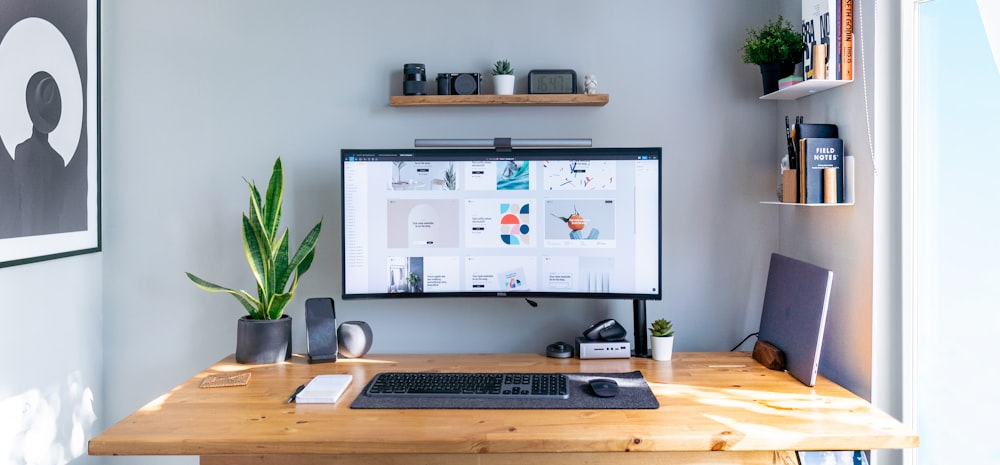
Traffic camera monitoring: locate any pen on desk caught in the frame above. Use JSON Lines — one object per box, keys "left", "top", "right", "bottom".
{"left": 286, "top": 384, "right": 306, "bottom": 403}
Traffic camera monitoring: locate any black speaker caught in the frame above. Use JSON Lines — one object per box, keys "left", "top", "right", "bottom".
{"left": 305, "top": 298, "right": 338, "bottom": 363}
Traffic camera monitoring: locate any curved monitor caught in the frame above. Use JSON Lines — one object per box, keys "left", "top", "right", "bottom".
{"left": 340, "top": 147, "right": 662, "bottom": 300}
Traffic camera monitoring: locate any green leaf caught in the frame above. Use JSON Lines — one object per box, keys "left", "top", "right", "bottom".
{"left": 185, "top": 272, "right": 263, "bottom": 318}
{"left": 287, "top": 220, "right": 322, "bottom": 279}
{"left": 185, "top": 271, "right": 230, "bottom": 293}
{"left": 265, "top": 291, "right": 293, "bottom": 320}
{"left": 272, "top": 230, "right": 291, "bottom": 293}
{"left": 263, "top": 158, "right": 283, "bottom": 241}
{"left": 246, "top": 180, "right": 263, "bottom": 230}
{"left": 242, "top": 214, "right": 269, "bottom": 308}
{"left": 297, "top": 244, "right": 316, "bottom": 278}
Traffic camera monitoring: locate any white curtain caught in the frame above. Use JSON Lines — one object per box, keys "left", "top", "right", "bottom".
{"left": 913, "top": 1, "right": 1000, "bottom": 463}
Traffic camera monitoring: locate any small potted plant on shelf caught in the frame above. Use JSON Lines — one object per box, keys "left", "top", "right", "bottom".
{"left": 649, "top": 318, "right": 675, "bottom": 361}
{"left": 492, "top": 58, "right": 515, "bottom": 95}
{"left": 185, "top": 157, "right": 323, "bottom": 364}
{"left": 740, "top": 15, "right": 805, "bottom": 95}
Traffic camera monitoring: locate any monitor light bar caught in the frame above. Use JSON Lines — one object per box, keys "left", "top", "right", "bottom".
{"left": 414, "top": 138, "right": 592, "bottom": 149}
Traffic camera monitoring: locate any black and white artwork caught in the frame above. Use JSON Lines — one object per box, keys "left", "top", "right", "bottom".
{"left": 0, "top": 0, "right": 99, "bottom": 267}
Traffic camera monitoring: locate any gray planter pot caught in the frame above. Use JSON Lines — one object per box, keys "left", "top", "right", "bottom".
{"left": 235, "top": 315, "right": 292, "bottom": 364}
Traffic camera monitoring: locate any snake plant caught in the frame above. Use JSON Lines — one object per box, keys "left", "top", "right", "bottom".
{"left": 186, "top": 157, "right": 322, "bottom": 320}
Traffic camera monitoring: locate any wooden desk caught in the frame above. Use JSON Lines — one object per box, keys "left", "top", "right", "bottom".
{"left": 89, "top": 352, "right": 917, "bottom": 465}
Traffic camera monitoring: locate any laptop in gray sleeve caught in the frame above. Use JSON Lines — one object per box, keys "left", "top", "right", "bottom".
{"left": 757, "top": 253, "right": 834, "bottom": 387}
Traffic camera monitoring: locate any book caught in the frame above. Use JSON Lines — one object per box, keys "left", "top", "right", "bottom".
{"left": 798, "top": 138, "right": 844, "bottom": 204}
{"left": 841, "top": 0, "right": 854, "bottom": 80}
{"left": 791, "top": 123, "right": 838, "bottom": 170}
{"left": 802, "top": 0, "right": 838, "bottom": 80}
{"left": 830, "top": 0, "right": 844, "bottom": 79}
{"left": 782, "top": 169, "right": 798, "bottom": 203}
{"left": 295, "top": 374, "right": 353, "bottom": 403}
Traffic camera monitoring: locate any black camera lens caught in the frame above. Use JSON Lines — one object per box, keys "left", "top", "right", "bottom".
{"left": 404, "top": 63, "right": 426, "bottom": 81}
{"left": 453, "top": 73, "right": 478, "bottom": 95}
{"left": 403, "top": 63, "right": 427, "bottom": 95}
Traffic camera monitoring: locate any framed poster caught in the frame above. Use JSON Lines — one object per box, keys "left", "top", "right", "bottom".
{"left": 0, "top": 0, "right": 100, "bottom": 267}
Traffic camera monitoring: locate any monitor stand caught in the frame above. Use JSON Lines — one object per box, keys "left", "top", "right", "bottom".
{"left": 632, "top": 299, "right": 651, "bottom": 358}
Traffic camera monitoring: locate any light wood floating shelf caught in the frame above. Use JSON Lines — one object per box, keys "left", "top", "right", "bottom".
{"left": 389, "top": 94, "right": 609, "bottom": 107}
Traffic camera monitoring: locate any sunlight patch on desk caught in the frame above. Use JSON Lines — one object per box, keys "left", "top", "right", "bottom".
{"left": 655, "top": 382, "right": 890, "bottom": 433}
{"left": 137, "top": 391, "right": 173, "bottom": 413}
{"left": 700, "top": 413, "right": 803, "bottom": 449}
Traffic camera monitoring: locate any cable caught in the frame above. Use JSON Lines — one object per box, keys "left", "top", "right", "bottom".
{"left": 730, "top": 332, "right": 759, "bottom": 352}
{"left": 861, "top": 0, "right": 878, "bottom": 176}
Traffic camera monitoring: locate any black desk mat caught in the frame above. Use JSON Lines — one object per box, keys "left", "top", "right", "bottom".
{"left": 349, "top": 371, "right": 659, "bottom": 409}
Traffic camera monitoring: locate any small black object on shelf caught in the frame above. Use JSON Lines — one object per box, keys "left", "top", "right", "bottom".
{"left": 546, "top": 341, "right": 574, "bottom": 358}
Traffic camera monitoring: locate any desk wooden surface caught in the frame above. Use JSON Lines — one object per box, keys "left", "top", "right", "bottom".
{"left": 89, "top": 352, "right": 917, "bottom": 465}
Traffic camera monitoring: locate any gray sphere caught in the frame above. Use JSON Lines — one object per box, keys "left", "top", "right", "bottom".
{"left": 337, "top": 321, "right": 373, "bottom": 358}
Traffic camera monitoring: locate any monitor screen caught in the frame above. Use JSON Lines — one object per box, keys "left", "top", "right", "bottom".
{"left": 340, "top": 147, "right": 662, "bottom": 300}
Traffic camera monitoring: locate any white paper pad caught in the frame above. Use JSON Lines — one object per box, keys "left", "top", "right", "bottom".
{"left": 296, "top": 374, "right": 353, "bottom": 403}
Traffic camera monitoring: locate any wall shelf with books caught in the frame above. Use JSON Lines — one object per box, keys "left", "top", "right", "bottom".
{"left": 759, "top": 79, "right": 851, "bottom": 101}
{"left": 761, "top": 155, "right": 855, "bottom": 206}
{"left": 764, "top": 0, "right": 855, "bottom": 102}
{"left": 389, "top": 94, "right": 609, "bottom": 107}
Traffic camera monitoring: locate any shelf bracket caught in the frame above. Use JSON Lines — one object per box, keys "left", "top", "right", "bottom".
{"left": 494, "top": 137, "right": 512, "bottom": 153}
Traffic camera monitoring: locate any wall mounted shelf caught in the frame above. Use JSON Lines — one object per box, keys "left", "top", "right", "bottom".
{"left": 759, "top": 79, "right": 851, "bottom": 100}
{"left": 389, "top": 94, "right": 609, "bottom": 107}
{"left": 760, "top": 156, "right": 856, "bottom": 206}
{"left": 760, "top": 200, "right": 855, "bottom": 207}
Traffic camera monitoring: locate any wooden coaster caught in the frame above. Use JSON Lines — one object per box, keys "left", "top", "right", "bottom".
{"left": 199, "top": 372, "right": 251, "bottom": 388}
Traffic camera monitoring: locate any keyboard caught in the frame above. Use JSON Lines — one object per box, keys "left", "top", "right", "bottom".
{"left": 365, "top": 372, "right": 570, "bottom": 399}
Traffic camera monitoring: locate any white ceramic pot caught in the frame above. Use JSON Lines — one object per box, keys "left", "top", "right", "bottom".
{"left": 651, "top": 336, "right": 674, "bottom": 361}
{"left": 493, "top": 75, "right": 515, "bottom": 95}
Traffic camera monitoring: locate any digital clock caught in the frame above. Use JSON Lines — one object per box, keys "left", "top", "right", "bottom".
{"left": 528, "top": 69, "right": 578, "bottom": 94}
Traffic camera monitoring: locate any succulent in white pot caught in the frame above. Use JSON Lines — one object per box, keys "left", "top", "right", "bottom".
{"left": 649, "top": 318, "right": 675, "bottom": 361}
{"left": 491, "top": 59, "right": 515, "bottom": 95}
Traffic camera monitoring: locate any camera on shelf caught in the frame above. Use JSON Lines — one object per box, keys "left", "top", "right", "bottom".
{"left": 437, "top": 73, "right": 481, "bottom": 95}
{"left": 403, "top": 63, "right": 427, "bottom": 96}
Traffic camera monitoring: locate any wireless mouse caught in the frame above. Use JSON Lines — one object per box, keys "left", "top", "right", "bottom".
{"left": 588, "top": 378, "right": 619, "bottom": 398}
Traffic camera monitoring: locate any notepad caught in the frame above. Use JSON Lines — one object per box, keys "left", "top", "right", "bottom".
{"left": 296, "top": 374, "right": 353, "bottom": 403}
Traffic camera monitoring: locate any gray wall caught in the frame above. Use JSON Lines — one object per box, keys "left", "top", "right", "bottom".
{"left": 0, "top": 255, "right": 102, "bottom": 465}
{"left": 774, "top": 0, "right": 878, "bottom": 400}
{"left": 2, "top": 1, "right": 902, "bottom": 464}
{"left": 99, "top": 0, "right": 779, "bottom": 455}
